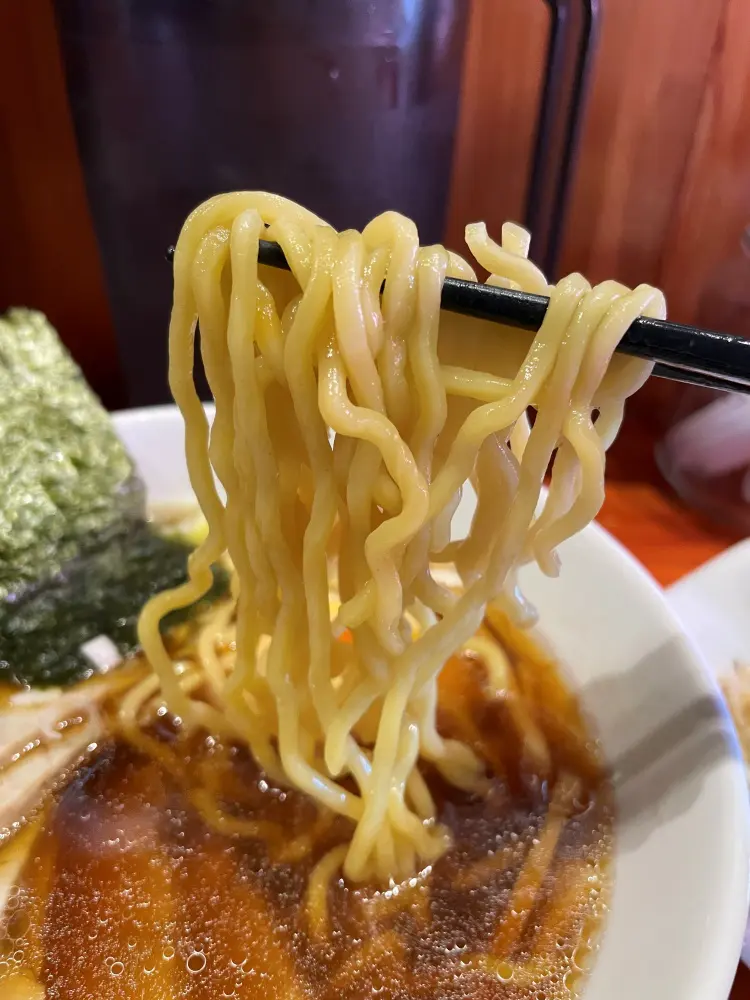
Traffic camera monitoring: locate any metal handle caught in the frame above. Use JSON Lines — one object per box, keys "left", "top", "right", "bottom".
{"left": 524, "top": 0, "right": 599, "bottom": 278}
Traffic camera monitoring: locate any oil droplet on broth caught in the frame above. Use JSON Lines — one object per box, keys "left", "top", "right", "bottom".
{"left": 495, "top": 960, "right": 514, "bottom": 982}
{"left": 110, "top": 961, "right": 124, "bottom": 977}
{"left": 187, "top": 950, "right": 207, "bottom": 974}
{"left": 6, "top": 909, "right": 30, "bottom": 941}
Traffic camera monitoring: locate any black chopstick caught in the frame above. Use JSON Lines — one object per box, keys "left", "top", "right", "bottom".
{"left": 650, "top": 363, "right": 750, "bottom": 394}
{"left": 166, "top": 241, "right": 750, "bottom": 395}
{"left": 435, "top": 277, "right": 750, "bottom": 393}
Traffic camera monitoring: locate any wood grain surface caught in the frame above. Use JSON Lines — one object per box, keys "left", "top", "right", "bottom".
{"left": 658, "top": 0, "right": 750, "bottom": 331}
{"left": 558, "top": 0, "right": 730, "bottom": 297}
{"left": 0, "top": 0, "right": 123, "bottom": 406}
{"left": 445, "top": 0, "right": 548, "bottom": 252}
{"left": 448, "top": 0, "right": 750, "bottom": 330}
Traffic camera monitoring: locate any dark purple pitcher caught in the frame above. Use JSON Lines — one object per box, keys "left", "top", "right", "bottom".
{"left": 55, "top": 0, "right": 471, "bottom": 404}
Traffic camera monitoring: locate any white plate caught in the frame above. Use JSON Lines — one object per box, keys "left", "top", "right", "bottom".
{"left": 115, "top": 405, "right": 750, "bottom": 1000}
{"left": 667, "top": 539, "right": 750, "bottom": 967}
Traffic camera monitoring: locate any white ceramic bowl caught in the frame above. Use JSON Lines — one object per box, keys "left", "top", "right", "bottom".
{"left": 114, "top": 404, "right": 750, "bottom": 1000}
{"left": 667, "top": 539, "right": 750, "bottom": 967}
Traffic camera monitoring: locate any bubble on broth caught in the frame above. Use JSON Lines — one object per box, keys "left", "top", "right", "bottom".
{"left": 187, "top": 949, "right": 207, "bottom": 973}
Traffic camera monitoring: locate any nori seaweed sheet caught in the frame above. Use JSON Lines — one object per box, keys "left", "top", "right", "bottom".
{"left": 0, "top": 309, "right": 229, "bottom": 687}
{"left": 0, "top": 519, "right": 228, "bottom": 687}
{"left": 0, "top": 308, "right": 137, "bottom": 600}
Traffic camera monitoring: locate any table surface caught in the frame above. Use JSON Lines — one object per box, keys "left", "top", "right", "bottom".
{"left": 598, "top": 481, "right": 748, "bottom": 999}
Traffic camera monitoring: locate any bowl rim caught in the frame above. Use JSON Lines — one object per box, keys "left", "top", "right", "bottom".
{"left": 113, "top": 402, "right": 750, "bottom": 1000}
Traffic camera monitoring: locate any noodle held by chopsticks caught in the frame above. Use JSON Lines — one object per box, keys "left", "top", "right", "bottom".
{"left": 136, "top": 193, "right": 665, "bottom": 884}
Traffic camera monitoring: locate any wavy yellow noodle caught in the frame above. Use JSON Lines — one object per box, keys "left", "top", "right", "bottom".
{"left": 137, "top": 192, "right": 659, "bottom": 884}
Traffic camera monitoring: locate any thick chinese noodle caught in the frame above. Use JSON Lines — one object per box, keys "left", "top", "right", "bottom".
{"left": 135, "top": 192, "right": 665, "bottom": 885}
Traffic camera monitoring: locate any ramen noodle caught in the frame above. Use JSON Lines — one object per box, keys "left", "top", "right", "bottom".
{"left": 137, "top": 193, "right": 662, "bottom": 883}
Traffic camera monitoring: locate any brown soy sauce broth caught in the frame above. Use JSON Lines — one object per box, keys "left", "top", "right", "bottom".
{"left": 1, "top": 618, "right": 613, "bottom": 1000}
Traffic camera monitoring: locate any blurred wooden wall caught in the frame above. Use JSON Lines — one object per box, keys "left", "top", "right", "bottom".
{"left": 0, "top": 0, "right": 123, "bottom": 407}
{"left": 447, "top": 0, "right": 750, "bottom": 483}
{"left": 446, "top": 0, "right": 548, "bottom": 256}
